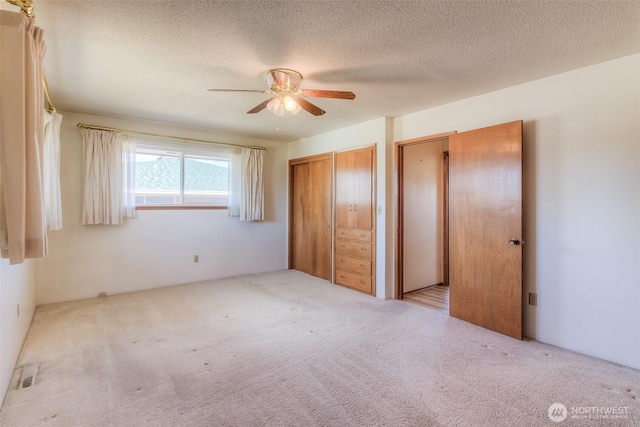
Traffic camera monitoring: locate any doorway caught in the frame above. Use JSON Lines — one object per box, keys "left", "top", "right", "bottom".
{"left": 396, "top": 121, "right": 524, "bottom": 340}
{"left": 396, "top": 133, "right": 453, "bottom": 304}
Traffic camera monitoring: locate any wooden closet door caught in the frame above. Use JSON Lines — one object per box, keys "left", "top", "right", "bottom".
{"left": 290, "top": 156, "right": 332, "bottom": 280}
{"left": 334, "top": 146, "right": 375, "bottom": 295}
{"left": 335, "top": 147, "right": 373, "bottom": 230}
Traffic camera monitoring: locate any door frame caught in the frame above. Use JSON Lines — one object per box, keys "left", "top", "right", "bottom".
{"left": 443, "top": 150, "right": 449, "bottom": 287}
{"left": 395, "top": 132, "right": 456, "bottom": 300}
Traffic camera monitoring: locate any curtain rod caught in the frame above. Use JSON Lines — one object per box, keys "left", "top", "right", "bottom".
{"left": 4, "top": 0, "right": 33, "bottom": 18}
{"left": 76, "top": 123, "right": 268, "bottom": 151}
{"left": 4, "top": 0, "right": 56, "bottom": 113}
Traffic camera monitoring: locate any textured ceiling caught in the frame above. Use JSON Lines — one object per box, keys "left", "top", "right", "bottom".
{"left": 24, "top": 1, "right": 640, "bottom": 142}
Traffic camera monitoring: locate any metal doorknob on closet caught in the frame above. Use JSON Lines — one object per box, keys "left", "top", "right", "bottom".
{"left": 508, "top": 239, "right": 523, "bottom": 246}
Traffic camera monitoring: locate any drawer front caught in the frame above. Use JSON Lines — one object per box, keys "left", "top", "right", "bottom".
{"left": 335, "top": 240, "right": 372, "bottom": 258}
{"left": 336, "top": 254, "right": 371, "bottom": 275}
{"left": 336, "top": 228, "right": 372, "bottom": 242}
{"left": 335, "top": 269, "right": 372, "bottom": 294}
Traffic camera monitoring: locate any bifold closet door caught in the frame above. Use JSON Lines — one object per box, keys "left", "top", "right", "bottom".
{"left": 290, "top": 156, "right": 332, "bottom": 280}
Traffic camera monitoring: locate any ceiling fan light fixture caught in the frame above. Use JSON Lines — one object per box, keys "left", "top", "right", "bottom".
{"left": 283, "top": 95, "right": 297, "bottom": 111}
{"left": 283, "top": 96, "right": 302, "bottom": 115}
{"left": 267, "top": 97, "right": 285, "bottom": 117}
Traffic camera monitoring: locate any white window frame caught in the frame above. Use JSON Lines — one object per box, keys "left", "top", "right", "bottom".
{"left": 134, "top": 139, "right": 229, "bottom": 209}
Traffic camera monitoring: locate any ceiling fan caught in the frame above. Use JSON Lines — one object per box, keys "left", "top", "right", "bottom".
{"left": 207, "top": 68, "right": 356, "bottom": 117}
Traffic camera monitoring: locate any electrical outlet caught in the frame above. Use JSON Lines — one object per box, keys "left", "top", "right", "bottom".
{"left": 528, "top": 292, "right": 537, "bottom": 306}
{"left": 194, "top": 255, "right": 199, "bottom": 263}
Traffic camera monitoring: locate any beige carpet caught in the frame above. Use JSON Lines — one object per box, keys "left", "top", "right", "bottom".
{"left": 1, "top": 270, "right": 638, "bottom": 426}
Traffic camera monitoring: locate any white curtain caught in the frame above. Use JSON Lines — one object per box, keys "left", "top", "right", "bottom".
{"left": 242, "top": 148, "right": 264, "bottom": 221}
{"left": 43, "top": 110, "right": 63, "bottom": 230}
{"left": 122, "top": 137, "right": 136, "bottom": 219}
{"left": 228, "top": 148, "right": 243, "bottom": 217}
{"left": 81, "top": 129, "right": 136, "bottom": 225}
{"left": 228, "top": 147, "right": 264, "bottom": 221}
{"left": 0, "top": 10, "right": 48, "bottom": 264}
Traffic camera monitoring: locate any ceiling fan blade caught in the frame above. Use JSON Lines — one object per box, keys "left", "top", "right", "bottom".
{"left": 207, "top": 88, "right": 271, "bottom": 94}
{"left": 301, "top": 89, "right": 356, "bottom": 100}
{"left": 247, "top": 98, "right": 274, "bottom": 114}
{"left": 296, "top": 98, "right": 326, "bottom": 116}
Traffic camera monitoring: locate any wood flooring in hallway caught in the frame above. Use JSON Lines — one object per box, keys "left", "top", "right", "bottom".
{"left": 403, "top": 285, "right": 449, "bottom": 313}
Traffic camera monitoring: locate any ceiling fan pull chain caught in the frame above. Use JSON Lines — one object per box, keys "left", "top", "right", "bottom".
{"left": 276, "top": 116, "right": 285, "bottom": 133}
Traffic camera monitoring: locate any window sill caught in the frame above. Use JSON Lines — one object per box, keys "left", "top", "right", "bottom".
{"left": 136, "top": 206, "right": 228, "bottom": 211}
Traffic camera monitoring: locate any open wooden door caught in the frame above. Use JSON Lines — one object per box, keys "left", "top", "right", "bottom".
{"left": 449, "top": 121, "right": 523, "bottom": 339}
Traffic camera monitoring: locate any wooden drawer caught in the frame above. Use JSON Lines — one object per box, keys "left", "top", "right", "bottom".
{"left": 336, "top": 254, "right": 371, "bottom": 275}
{"left": 335, "top": 269, "right": 372, "bottom": 294}
{"left": 336, "top": 228, "right": 372, "bottom": 242}
{"left": 335, "top": 240, "right": 372, "bottom": 258}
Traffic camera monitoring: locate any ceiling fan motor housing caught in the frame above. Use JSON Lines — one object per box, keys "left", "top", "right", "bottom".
{"left": 267, "top": 68, "right": 303, "bottom": 94}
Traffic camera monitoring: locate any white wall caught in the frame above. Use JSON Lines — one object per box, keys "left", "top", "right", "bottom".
{"left": 0, "top": 259, "right": 37, "bottom": 407}
{"left": 287, "top": 118, "right": 392, "bottom": 298}
{"left": 393, "top": 54, "right": 640, "bottom": 369}
{"left": 35, "top": 112, "right": 289, "bottom": 304}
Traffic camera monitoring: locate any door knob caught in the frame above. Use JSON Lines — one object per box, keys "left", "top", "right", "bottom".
{"left": 509, "top": 239, "right": 523, "bottom": 246}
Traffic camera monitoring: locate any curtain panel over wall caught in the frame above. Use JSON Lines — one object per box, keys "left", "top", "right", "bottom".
{"left": 81, "top": 129, "right": 136, "bottom": 225}
{"left": 43, "top": 111, "right": 64, "bottom": 230}
{"left": 0, "top": 10, "right": 48, "bottom": 264}
{"left": 228, "top": 147, "right": 264, "bottom": 221}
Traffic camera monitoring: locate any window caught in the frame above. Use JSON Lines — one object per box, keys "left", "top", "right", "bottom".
{"left": 135, "top": 142, "right": 229, "bottom": 208}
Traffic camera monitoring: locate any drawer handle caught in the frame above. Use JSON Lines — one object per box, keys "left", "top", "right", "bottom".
{"left": 360, "top": 264, "right": 367, "bottom": 268}
{"left": 354, "top": 204, "right": 358, "bottom": 211}
{"left": 340, "top": 275, "right": 346, "bottom": 279}
{"left": 360, "top": 280, "right": 367, "bottom": 284}
{"left": 340, "top": 259, "right": 346, "bottom": 263}
{"left": 360, "top": 247, "right": 367, "bottom": 251}
{"left": 360, "top": 234, "right": 367, "bottom": 238}
{"left": 340, "top": 231, "right": 347, "bottom": 236}
{"left": 340, "top": 244, "right": 347, "bottom": 248}
{"left": 349, "top": 204, "right": 353, "bottom": 211}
